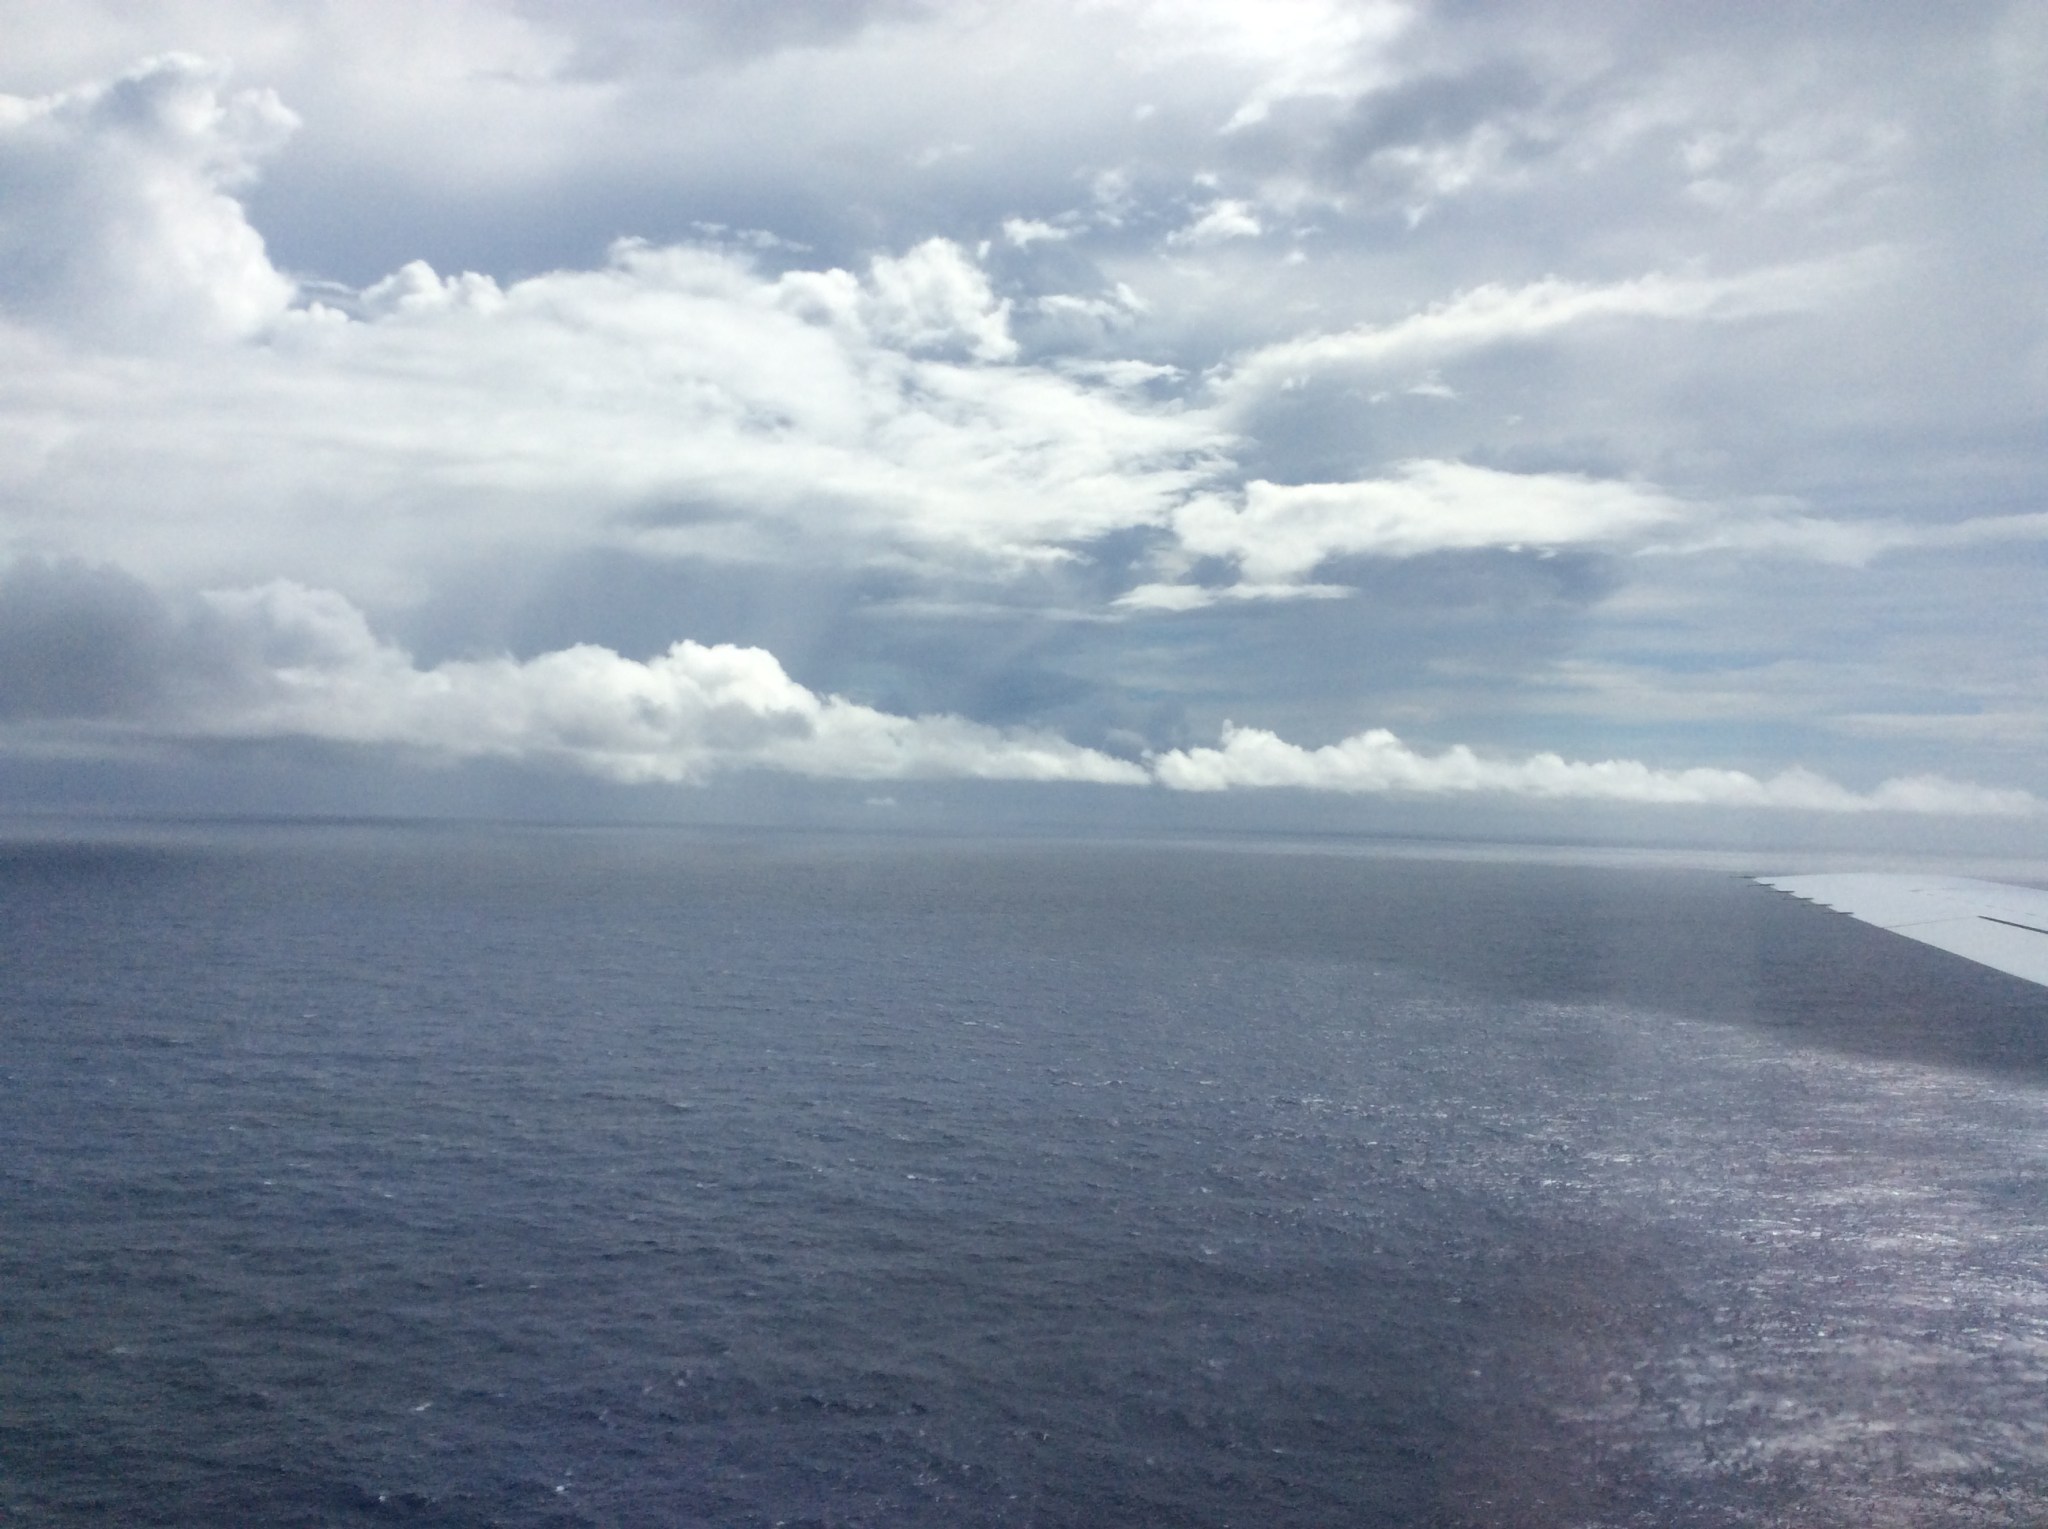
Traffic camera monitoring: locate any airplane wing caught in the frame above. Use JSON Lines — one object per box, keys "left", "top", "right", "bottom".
{"left": 1756, "top": 873, "right": 2048, "bottom": 988}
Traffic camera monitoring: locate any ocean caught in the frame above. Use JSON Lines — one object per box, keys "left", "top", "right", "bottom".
{"left": 3, "top": 823, "right": 2047, "bottom": 1526}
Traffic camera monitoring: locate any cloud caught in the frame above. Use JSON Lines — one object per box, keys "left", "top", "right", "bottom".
{"left": 1114, "top": 579, "right": 1350, "bottom": 611}
{"left": 0, "top": 52, "right": 1947, "bottom": 621}
{"left": 0, "top": 52, "right": 1240, "bottom": 593}
{"left": 1369, "top": 122, "right": 1517, "bottom": 223}
{"left": 1002, "top": 216, "right": 1072, "bottom": 247}
{"left": 189, "top": 582, "right": 1148, "bottom": 785}
{"left": 1129, "top": 0, "right": 1412, "bottom": 131}
{"left": 120, "top": 579, "right": 1146, "bottom": 786}
{"left": 1126, "top": 460, "right": 2043, "bottom": 610}
{"left": 1141, "top": 461, "right": 1684, "bottom": 597}
{"left": 1209, "top": 263, "right": 1852, "bottom": 405}
{"left": 0, "top": 53, "right": 296, "bottom": 342}
{"left": 0, "top": 231, "right": 1225, "bottom": 593}
{"left": 0, "top": 556, "right": 193, "bottom": 720}
{"left": 1168, "top": 198, "right": 1262, "bottom": 245}
{"left": 4, "top": 560, "right": 2031, "bottom": 817}
{"left": 0, "top": 19, "right": 2042, "bottom": 829}
{"left": 0, "top": 561, "right": 1145, "bottom": 784}
{"left": 1151, "top": 724, "right": 2038, "bottom": 817}
{"left": 859, "top": 236, "right": 1019, "bottom": 362}
{"left": 1645, "top": 509, "right": 2048, "bottom": 567}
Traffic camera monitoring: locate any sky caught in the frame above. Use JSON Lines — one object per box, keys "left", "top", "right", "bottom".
{"left": 2, "top": 0, "right": 2045, "bottom": 845}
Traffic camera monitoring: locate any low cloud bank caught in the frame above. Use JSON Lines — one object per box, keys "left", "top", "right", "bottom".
{"left": 192, "top": 584, "right": 1147, "bottom": 786}
{"left": 0, "top": 564, "right": 2029, "bottom": 816}
{"left": 0, "top": 565, "right": 1143, "bottom": 786}
{"left": 1150, "top": 724, "right": 2038, "bottom": 816}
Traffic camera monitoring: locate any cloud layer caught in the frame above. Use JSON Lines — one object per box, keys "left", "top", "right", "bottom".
{"left": 1151, "top": 724, "right": 2038, "bottom": 816}
{"left": 202, "top": 583, "right": 1149, "bottom": 785}
{"left": 1, "top": 5, "right": 2043, "bottom": 831}
{"left": 3, "top": 560, "right": 2024, "bottom": 816}
{"left": 0, "top": 568, "right": 1146, "bottom": 786}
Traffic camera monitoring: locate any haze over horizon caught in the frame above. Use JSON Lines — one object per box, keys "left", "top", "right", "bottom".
{"left": 3, "top": 1, "right": 2045, "bottom": 849}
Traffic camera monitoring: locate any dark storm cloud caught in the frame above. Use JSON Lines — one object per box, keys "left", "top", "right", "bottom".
{"left": 0, "top": 559, "right": 185, "bottom": 721}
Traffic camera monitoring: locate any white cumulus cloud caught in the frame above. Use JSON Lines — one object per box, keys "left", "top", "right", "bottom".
{"left": 190, "top": 582, "right": 1148, "bottom": 786}
{"left": 0, "top": 53, "right": 296, "bottom": 342}
{"left": 858, "top": 237, "right": 1019, "bottom": 363}
{"left": 0, "top": 231, "right": 1224, "bottom": 594}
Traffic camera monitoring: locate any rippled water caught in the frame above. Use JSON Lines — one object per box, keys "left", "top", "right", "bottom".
{"left": 4, "top": 824, "right": 2047, "bottom": 1525}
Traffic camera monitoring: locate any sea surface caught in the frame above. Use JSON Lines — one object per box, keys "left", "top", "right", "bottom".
{"left": 4, "top": 823, "right": 2048, "bottom": 1526}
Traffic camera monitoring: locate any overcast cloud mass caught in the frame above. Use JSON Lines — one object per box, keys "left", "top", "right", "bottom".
{"left": 2, "top": 1, "right": 2044, "bottom": 838}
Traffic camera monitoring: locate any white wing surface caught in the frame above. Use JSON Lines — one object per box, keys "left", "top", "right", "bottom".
{"left": 1756, "top": 874, "right": 2048, "bottom": 988}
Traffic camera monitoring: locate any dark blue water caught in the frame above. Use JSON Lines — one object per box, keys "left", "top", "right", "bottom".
{"left": 4, "top": 826, "right": 2048, "bottom": 1525}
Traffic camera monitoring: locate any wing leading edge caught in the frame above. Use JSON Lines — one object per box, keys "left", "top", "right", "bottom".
{"left": 1756, "top": 873, "right": 2048, "bottom": 989}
